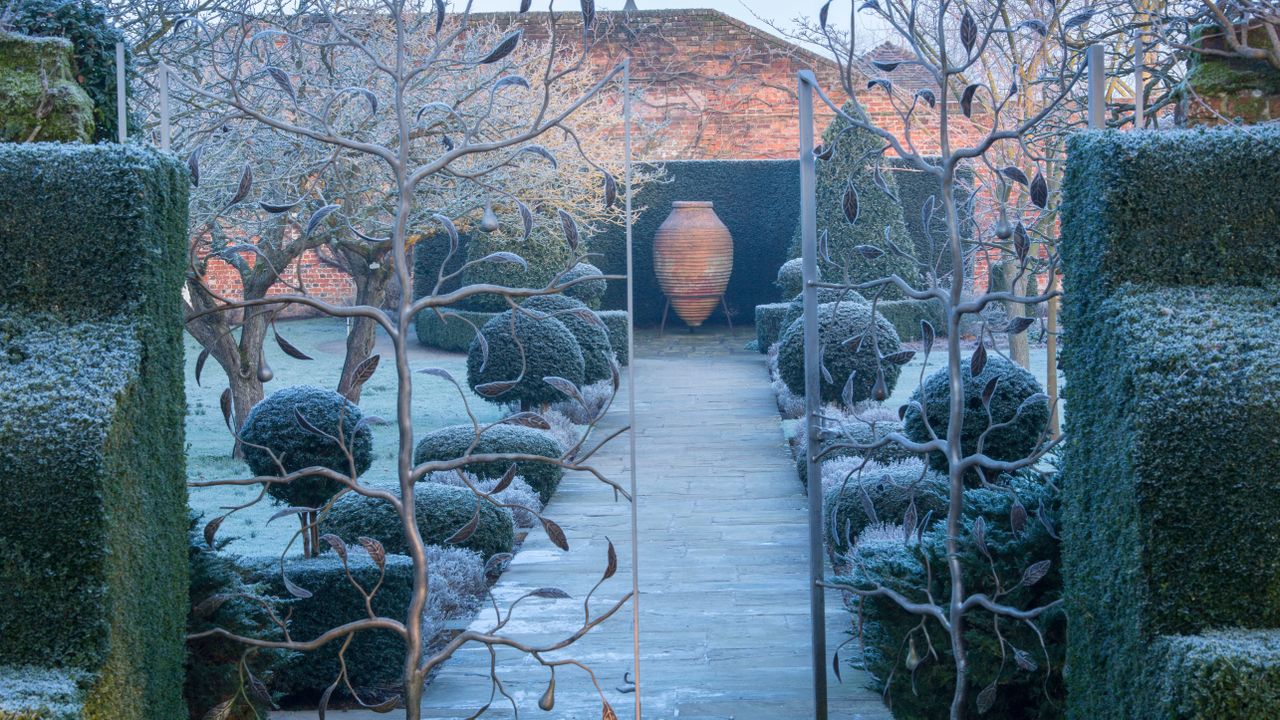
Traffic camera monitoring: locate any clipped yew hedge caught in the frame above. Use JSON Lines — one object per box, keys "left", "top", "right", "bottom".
{"left": 0, "top": 144, "right": 189, "bottom": 719}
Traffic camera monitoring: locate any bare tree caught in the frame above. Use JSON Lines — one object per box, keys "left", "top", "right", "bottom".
{"left": 176, "top": 1, "right": 636, "bottom": 716}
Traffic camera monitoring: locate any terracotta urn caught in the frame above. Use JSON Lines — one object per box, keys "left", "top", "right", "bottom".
{"left": 652, "top": 201, "right": 734, "bottom": 328}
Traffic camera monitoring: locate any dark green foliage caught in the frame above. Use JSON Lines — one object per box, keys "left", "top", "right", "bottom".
{"left": 561, "top": 262, "right": 607, "bottom": 309}
{"left": 466, "top": 309, "right": 585, "bottom": 408}
{"left": 414, "top": 308, "right": 497, "bottom": 352}
{"left": 414, "top": 423, "right": 564, "bottom": 504}
{"left": 780, "top": 288, "right": 868, "bottom": 332}
{"left": 886, "top": 157, "right": 976, "bottom": 285}
{"left": 596, "top": 310, "right": 630, "bottom": 366}
{"left": 790, "top": 103, "right": 918, "bottom": 291}
{"left": 186, "top": 515, "right": 283, "bottom": 720}
{"left": 321, "top": 485, "right": 514, "bottom": 561}
{"left": 799, "top": 419, "right": 924, "bottom": 487}
{"left": 243, "top": 554, "right": 414, "bottom": 697}
{"left": 823, "top": 462, "right": 948, "bottom": 557}
{"left": 522, "top": 295, "right": 613, "bottom": 385}
{"left": 775, "top": 258, "right": 804, "bottom": 299}
{"left": 462, "top": 225, "right": 576, "bottom": 311}
{"left": 754, "top": 302, "right": 789, "bottom": 353}
{"left": 240, "top": 385, "right": 374, "bottom": 509}
{"left": 843, "top": 472, "right": 1065, "bottom": 719}
{"left": 1060, "top": 128, "right": 1280, "bottom": 311}
{"left": 877, "top": 299, "right": 945, "bottom": 342}
{"left": 902, "top": 354, "right": 1049, "bottom": 481}
{"left": 777, "top": 301, "right": 902, "bottom": 406}
{"left": 6, "top": 0, "right": 130, "bottom": 142}
{"left": 595, "top": 160, "right": 800, "bottom": 325}
{"left": 411, "top": 229, "right": 470, "bottom": 303}
{"left": 0, "top": 144, "right": 188, "bottom": 718}
{"left": 1154, "top": 631, "right": 1280, "bottom": 719}
{"left": 1061, "top": 285, "right": 1280, "bottom": 719}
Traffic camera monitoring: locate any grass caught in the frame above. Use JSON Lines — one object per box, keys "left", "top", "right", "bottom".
{"left": 185, "top": 317, "right": 504, "bottom": 557}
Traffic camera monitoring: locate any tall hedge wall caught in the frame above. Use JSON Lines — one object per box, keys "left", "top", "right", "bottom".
{"left": 886, "top": 157, "right": 976, "bottom": 285}
{"left": 0, "top": 144, "right": 189, "bottom": 719}
{"left": 595, "top": 160, "right": 800, "bottom": 326}
{"left": 1061, "top": 128, "right": 1280, "bottom": 719}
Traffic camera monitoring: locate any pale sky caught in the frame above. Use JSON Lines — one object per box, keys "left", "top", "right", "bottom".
{"left": 458, "top": 0, "right": 893, "bottom": 53}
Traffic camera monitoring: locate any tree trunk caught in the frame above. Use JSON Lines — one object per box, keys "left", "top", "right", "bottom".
{"left": 337, "top": 257, "right": 391, "bottom": 403}
{"left": 1001, "top": 260, "right": 1030, "bottom": 369}
{"left": 185, "top": 278, "right": 267, "bottom": 457}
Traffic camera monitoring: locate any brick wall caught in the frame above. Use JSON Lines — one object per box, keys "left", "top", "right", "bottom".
{"left": 203, "top": 10, "right": 981, "bottom": 308}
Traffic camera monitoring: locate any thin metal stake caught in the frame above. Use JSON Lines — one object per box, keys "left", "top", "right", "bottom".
{"left": 1087, "top": 44, "right": 1106, "bottom": 129}
{"left": 159, "top": 64, "right": 171, "bottom": 150}
{"left": 115, "top": 41, "right": 127, "bottom": 143}
{"left": 798, "top": 69, "right": 828, "bottom": 720}
{"left": 623, "top": 58, "right": 643, "bottom": 720}
{"left": 1133, "top": 36, "right": 1145, "bottom": 128}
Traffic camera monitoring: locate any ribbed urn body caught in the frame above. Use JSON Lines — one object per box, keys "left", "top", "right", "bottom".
{"left": 652, "top": 201, "right": 734, "bottom": 328}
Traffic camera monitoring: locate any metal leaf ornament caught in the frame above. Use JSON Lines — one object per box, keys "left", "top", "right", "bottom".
{"left": 479, "top": 30, "right": 521, "bottom": 64}
{"left": 960, "top": 10, "right": 978, "bottom": 56}
{"left": 960, "top": 84, "right": 979, "bottom": 118}
{"left": 842, "top": 181, "right": 860, "bottom": 225}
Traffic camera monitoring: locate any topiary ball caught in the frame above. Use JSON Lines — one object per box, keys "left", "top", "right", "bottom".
{"left": 823, "top": 461, "right": 948, "bottom": 558}
{"left": 781, "top": 288, "right": 867, "bottom": 331}
{"left": 777, "top": 301, "right": 902, "bottom": 406}
{"left": 240, "top": 385, "right": 373, "bottom": 508}
{"left": 560, "top": 262, "right": 607, "bottom": 309}
{"left": 775, "top": 258, "right": 805, "bottom": 299}
{"left": 467, "top": 309, "right": 585, "bottom": 409}
{"left": 521, "top": 295, "right": 614, "bottom": 385}
{"left": 321, "top": 484, "right": 514, "bottom": 561}
{"left": 902, "top": 353, "right": 1050, "bottom": 480}
{"left": 414, "top": 423, "right": 564, "bottom": 504}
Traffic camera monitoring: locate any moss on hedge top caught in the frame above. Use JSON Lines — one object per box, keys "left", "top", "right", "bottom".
{"left": 240, "top": 385, "right": 374, "bottom": 508}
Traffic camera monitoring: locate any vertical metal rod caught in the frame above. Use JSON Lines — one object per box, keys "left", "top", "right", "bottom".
{"left": 115, "top": 41, "right": 127, "bottom": 143}
{"left": 159, "top": 64, "right": 171, "bottom": 150}
{"left": 623, "top": 58, "right": 643, "bottom": 720}
{"left": 1087, "top": 43, "right": 1106, "bottom": 129}
{"left": 1133, "top": 36, "right": 1145, "bottom": 129}
{"left": 797, "top": 69, "right": 828, "bottom": 720}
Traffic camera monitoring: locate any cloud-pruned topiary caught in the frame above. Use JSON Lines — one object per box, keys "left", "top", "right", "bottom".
{"left": 414, "top": 423, "right": 564, "bottom": 504}
{"left": 560, "top": 262, "right": 607, "bottom": 309}
{"left": 775, "top": 258, "right": 805, "bottom": 299}
{"left": 781, "top": 288, "right": 868, "bottom": 332}
{"left": 901, "top": 353, "right": 1049, "bottom": 481}
{"left": 521, "top": 295, "right": 614, "bottom": 385}
{"left": 321, "top": 484, "right": 514, "bottom": 561}
{"left": 461, "top": 226, "right": 576, "bottom": 311}
{"left": 466, "top": 309, "right": 585, "bottom": 409}
{"left": 842, "top": 470, "right": 1065, "bottom": 719}
{"left": 796, "top": 417, "right": 924, "bottom": 487}
{"left": 791, "top": 101, "right": 919, "bottom": 291}
{"left": 823, "top": 459, "right": 948, "bottom": 557}
{"left": 777, "top": 301, "right": 902, "bottom": 406}
{"left": 239, "top": 385, "right": 374, "bottom": 508}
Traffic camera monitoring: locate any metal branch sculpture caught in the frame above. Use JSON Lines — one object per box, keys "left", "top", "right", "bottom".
{"left": 171, "top": 1, "right": 637, "bottom": 717}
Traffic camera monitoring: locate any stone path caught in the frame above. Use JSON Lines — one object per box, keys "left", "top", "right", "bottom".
{"left": 288, "top": 329, "right": 891, "bottom": 719}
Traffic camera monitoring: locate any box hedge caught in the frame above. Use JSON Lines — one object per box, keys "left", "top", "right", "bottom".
{"left": 242, "top": 553, "right": 415, "bottom": 697}
{"left": 1154, "top": 630, "right": 1280, "bottom": 719}
{"left": 414, "top": 308, "right": 497, "bottom": 353}
{"left": 0, "top": 144, "right": 189, "bottom": 719}
{"left": 321, "top": 484, "right": 514, "bottom": 561}
{"left": 594, "top": 160, "right": 800, "bottom": 325}
{"left": 414, "top": 423, "right": 563, "bottom": 503}
{"left": 596, "top": 310, "right": 630, "bottom": 366}
{"left": 754, "top": 302, "right": 789, "bottom": 353}
{"left": 1060, "top": 128, "right": 1280, "bottom": 719}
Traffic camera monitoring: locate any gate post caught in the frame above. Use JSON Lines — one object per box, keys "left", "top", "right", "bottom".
{"left": 797, "top": 69, "right": 828, "bottom": 720}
